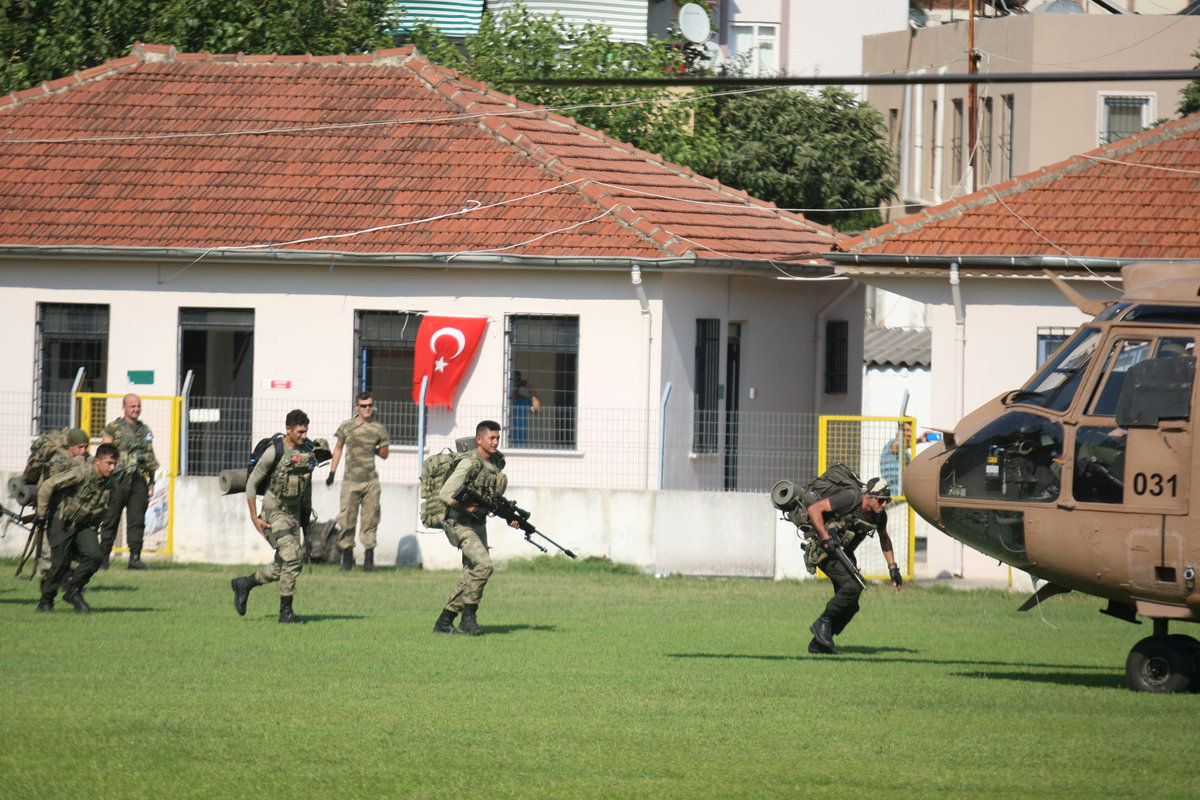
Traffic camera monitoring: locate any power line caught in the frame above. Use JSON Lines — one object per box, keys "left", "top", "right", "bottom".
{"left": 526, "top": 69, "right": 1200, "bottom": 88}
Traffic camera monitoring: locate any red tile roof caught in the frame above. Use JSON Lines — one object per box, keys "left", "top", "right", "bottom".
{"left": 0, "top": 43, "right": 840, "bottom": 266}
{"left": 841, "top": 113, "right": 1200, "bottom": 261}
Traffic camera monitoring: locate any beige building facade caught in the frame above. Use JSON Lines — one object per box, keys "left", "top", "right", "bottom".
{"left": 865, "top": 13, "right": 1200, "bottom": 213}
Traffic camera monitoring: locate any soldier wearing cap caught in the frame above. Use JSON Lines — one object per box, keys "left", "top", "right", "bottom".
{"left": 35, "top": 428, "right": 91, "bottom": 580}
{"left": 805, "top": 475, "right": 903, "bottom": 654}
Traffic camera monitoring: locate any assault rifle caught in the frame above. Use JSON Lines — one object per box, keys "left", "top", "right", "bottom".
{"left": 2, "top": 504, "right": 40, "bottom": 578}
{"left": 451, "top": 485, "right": 578, "bottom": 559}
{"left": 821, "top": 526, "right": 867, "bottom": 590}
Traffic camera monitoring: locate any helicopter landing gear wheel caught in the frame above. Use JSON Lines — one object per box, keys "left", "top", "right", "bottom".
{"left": 1126, "top": 636, "right": 1196, "bottom": 693}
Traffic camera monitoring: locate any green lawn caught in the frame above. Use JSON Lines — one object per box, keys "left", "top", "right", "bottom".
{"left": 2, "top": 557, "right": 1196, "bottom": 799}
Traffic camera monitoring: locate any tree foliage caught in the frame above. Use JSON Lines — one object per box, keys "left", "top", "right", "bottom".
{"left": 713, "top": 87, "right": 896, "bottom": 230}
{"left": 400, "top": 3, "right": 721, "bottom": 176}
{"left": 1180, "top": 48, "right": 1200, "bottom": 117}
{"left": 0, "top": 0, "right": 392, "bottom": 95}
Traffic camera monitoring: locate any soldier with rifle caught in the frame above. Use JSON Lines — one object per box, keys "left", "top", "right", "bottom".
{"left": 773, "top": 468, "right": 903, "bottom": 654}
{"left": 432, "top": 420, "right": 514, "bottom": 636}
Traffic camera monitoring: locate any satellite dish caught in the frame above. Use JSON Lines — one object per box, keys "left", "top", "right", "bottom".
{"left": 678, "top": 3, "right": 711, "bottom": 44}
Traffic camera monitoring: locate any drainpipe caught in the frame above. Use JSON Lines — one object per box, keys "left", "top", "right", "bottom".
{"left": 632, "top": 265, "right": 653, "bottom": 488}
{"left": 813, "top": 280, "right": 859, "bottom": 415}
{"left": 950, "top": 261, "right": 966, "bottom": 577}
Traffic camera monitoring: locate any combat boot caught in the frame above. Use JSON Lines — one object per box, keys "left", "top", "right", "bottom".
{"left": 459, "top": 604, "right": 484, "bottom": 636}
{"left": 809, "top": 615, "right": 834, "bottom": 650}
{"left": 127, "top": 548, "right": 150, "bottom": 570}
{"left": 62, "top": 584, "right": 91, "bottom": 613}
{"left": 36, "top": 592, "right": 54, "bottom": 613}
{"left": 807, "top": 637, "right": 835, "bottom": 655}
{"left": 363, "top": 548, "right": 376, "bottom": 572}
{"left": 340, "top": 547, "right": 354, "bottom": 572}
{"left": 433, "top": 608, "right": 461, "bottom": 634}
{"left": 230, "top": 575, "right": 258, "bottom": 616}
{"left": 278, "top": 595, "right": 307, "bottom": 624}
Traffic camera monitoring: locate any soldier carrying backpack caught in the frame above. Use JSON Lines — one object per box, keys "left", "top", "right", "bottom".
{"left": 771, "top": 464, "right": 903, "bottom": 655}
{"left": 229, "top": 409, "right": 320, "bottom": 624}
{"left": 428, "top": 420, "right": 516, "bottom": 636}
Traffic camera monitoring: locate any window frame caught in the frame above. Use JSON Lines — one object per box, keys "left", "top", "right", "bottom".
{"left": 35, "top": 302, "right": 109, "bottom": 433}
{"left": 1098, "top": 92, "right": 1154, "bottom": 147}
{"left": 354, "top": 309, "right": 423, "bottom": 446}
{"left": 504, "top": 313, "right": 580, "bottom": 450}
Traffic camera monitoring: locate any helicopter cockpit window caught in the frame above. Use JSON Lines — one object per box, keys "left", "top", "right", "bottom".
{"left": 1073, "top": 426, "right": 1126, "bottom": 504}
{"left": 1011, "top": 327, "right": 1102, "bottom": 413}
{"left": 939, "top": 411, "right": 1063, "bottom": 503}
{"left": 1087, "top": 338, "right": 1152, "bottom": 417}
{"left": 1089, "top": 336, "right": 1194, "bottom": 419}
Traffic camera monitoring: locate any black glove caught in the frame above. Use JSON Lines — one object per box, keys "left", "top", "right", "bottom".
{"left": 325, "top": 473, "right": 335, "bottom": 488}
{"left": 822, "top": 530, "right": 843, "bottom": 552}
{"left": 889, "top": 564, "right": 903, "bottom": 587}
{"left": 33, "top": 515, "right": 47, "bottom": 534}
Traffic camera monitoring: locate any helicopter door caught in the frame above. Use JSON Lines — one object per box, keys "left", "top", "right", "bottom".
{"left": 1075, "top": 335, "right": 1195, "bottom": 515}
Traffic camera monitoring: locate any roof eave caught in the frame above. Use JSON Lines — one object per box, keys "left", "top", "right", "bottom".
{"left": 0, "top": 245, "right": 835, "bottom": 276}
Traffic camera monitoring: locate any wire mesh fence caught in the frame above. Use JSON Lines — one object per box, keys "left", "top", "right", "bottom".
{"left": 1, "top": 392, "right": 847, "bottom": 493}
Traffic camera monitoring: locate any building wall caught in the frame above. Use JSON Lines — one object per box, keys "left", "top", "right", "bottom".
{"left": 0, "top": 256, "right": 856, "bottom": 490}
{"left": 865, "top": 14, "right": 1200, "bottom": 209}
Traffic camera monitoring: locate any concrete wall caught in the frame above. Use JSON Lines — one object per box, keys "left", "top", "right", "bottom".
{"left": 2, "top": 469, "right": 1019, "bottom": 585}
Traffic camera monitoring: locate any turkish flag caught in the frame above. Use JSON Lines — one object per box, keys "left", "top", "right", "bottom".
{"left": 412, "top": 316, "right": 488, "bottom": 409}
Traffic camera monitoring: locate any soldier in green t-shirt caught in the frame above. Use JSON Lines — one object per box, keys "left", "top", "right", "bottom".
{"left": 325, "top": 391, "right": 390, "bottom": 572}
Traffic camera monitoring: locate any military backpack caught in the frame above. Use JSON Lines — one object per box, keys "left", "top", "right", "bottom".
{"left": 21, "top": 428, "right": 72, "bottom": 485}
{"left": 246, "top": 435, "right": 286, "bottom": 496}
{"left": 418, "top": 446, "right": 477, "bottom": 528}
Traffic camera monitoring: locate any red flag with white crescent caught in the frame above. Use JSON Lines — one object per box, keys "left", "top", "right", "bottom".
{"left": 412, "top": 316, "right": 488, "bottom": 409}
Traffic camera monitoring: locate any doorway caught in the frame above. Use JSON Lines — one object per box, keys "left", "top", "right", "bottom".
{"left": 179, "top": 308, "right": 254, "bottom": 475}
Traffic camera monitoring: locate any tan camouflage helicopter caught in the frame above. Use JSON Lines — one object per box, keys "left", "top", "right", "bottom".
{"left": 905, "top": 261, "right": 1200, "bottom": 693}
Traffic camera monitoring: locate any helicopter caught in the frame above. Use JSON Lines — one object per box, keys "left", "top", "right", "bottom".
{"left": 904, "top": 261, "right": 1200, "bottom": 693}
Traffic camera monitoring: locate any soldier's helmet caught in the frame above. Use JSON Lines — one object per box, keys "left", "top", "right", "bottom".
{"left": 864, "top": 477, "right": 892, "bottom": 501}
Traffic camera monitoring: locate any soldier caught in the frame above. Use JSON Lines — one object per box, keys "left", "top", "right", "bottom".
{"left": 35, "top": 428, "right": 91, "bottom": 580}
{"left": 325, "top": 391, "right": 390, "bottom": 571}
{"left": 802, "top": 474, "right": 903, "bottom": 654}
{"left": 100, "top": 393, "right": 160, "bottom": 569}
{"left": 34, "top": 443, "right": 119, "bottom": 613}
{"left": 432, "top": 420, "right": 516, "bottom": 636}
{"left": 230, "top": 409, "right": 317, "bottom": 624}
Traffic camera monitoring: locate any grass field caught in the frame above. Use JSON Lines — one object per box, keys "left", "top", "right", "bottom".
{"left": 2, "top": 556, "right": 1197, "bottom": 799}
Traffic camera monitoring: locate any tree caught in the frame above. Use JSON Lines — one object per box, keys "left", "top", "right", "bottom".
{"left": 400, "top": 3, "right": 721, "bottom": 176}
{"left": 0, "top": 0, "right": 392, "bottom": 96}
{"left": 714, "top": 87, "right": 896, "bottom": 230}
{"left": 1180, "top": 47, "right": 1200, "bottom": 117}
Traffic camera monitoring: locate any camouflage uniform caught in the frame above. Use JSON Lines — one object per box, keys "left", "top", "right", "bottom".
{"left": 36, "top": 460, "right": 113, "bottom": 602}
{"left": 333, "top": 417, "right": 389, "bottom": 551}
{"left": 246, "top": 439, "right": 317, "bottom": 597}
{"left": 101, "top": 416, "right": 159, "bottom": 558}
{"left": 437, "top": 450, "right": 507, "bottom": 614}
{"left": 36, "top": 450, "right": 90, "bottom": 580}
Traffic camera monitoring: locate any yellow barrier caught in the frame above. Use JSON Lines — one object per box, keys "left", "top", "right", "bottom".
{"left": 76, "top": 392, "right": 181, "bottom": 557}
{"left": 817, "top": 415, "right": 917, "bottom": 581}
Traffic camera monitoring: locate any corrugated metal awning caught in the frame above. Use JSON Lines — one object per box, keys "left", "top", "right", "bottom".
{"left": 389, "top": 0, "right": 485, "bottom": 37}
{"left": 864, "top": 327, "right": 931, "bottom": 368}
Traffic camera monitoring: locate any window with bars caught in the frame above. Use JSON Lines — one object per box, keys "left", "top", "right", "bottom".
{"left": 35, "top": 303, "right": 109, "bottom": 433}
{"left": 693, "top": 318, "right": 720, "bottom": 454}
{"left": 824, "top": 319, "right": 849, "bottom": 395}
{"left": 1101, "top": 95, "right": 1150, "bottom": 145}
{"left": 505, "top": 314, "right": 578, "bottom": 449}
{"left": 354, "top": 310, "right": 422, "bottom": 445}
